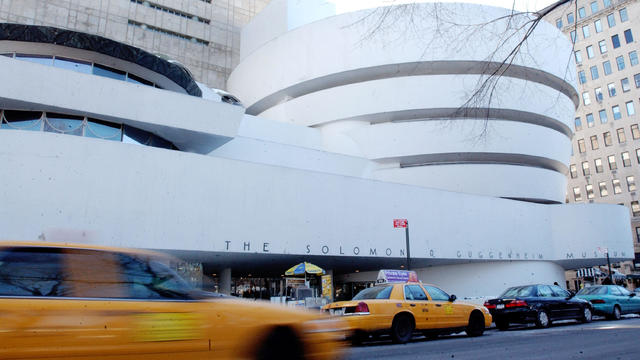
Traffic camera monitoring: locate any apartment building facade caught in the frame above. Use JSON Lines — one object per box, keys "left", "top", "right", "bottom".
{"left": 549, "top": 0, "right": 640, "bottom": 281}
{"left": 0, "top": 0, "right": 269, "bottom": 89}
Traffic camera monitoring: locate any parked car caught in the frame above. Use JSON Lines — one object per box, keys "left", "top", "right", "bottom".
{"left": 323, "top": 270, "right": 491, "bottom": 344}
{"left": 575, "top": 285, "right": 640, "bottom": 319}
{"left": 0, "top": 241, "right": 345, "bottom": 360}
{"left": 484, "top": 284, "right": 592, "bottom": 330}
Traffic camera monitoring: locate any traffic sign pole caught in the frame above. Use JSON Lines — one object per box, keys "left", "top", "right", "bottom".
{"left": 405, "top": 223, "right": 411, "bottom": 270}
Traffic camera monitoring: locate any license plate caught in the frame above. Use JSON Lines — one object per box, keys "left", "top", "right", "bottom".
{"left": 331, "top": 308, "right": 345, "bottom": 316}
{"left": 496, "top": 304, "right": 505, "bottom": 309}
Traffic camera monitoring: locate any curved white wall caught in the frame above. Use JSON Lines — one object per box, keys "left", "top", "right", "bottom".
{"left": 228, "top": 2, "right": 578, "bottom": 203}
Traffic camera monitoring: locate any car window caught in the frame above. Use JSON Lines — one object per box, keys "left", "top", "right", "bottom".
{"left": 118, "top": 254, "right": 193, "bottom": 300}
{"left": 609, "top": 286, "right": 623, "bottom": 296}
{"left": 577, "top": 286, "right": 607, "bottom": 295}
{"left": 500, "top": 286, "right": 535, "bottom": 297}
{"left": 353, "top": 285, "right": 393, "bottom": 300}
{"left": 0, "top": 247, "right": 71, "bottom": 297}
{"left": 405, "top": 285, "right": 428, "bottom": 300}
{"left": 423, "top": 285, "right": 450, "bottom": 301}
{"left": 64, "top": 249, "right": 124, "bottom": 298}
{"left": 617, "top": 286, "right": 631, "bottom": 296}
{"left": 550, "top": 285, "right": 570, "bottom": 297}
{"left": 537, "top": 285, "right": 554, "bottom": 297}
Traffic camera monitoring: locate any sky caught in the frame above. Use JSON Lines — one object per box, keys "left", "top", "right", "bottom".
{"left": 331, "top": 0, "right": 560, "bottom": 13}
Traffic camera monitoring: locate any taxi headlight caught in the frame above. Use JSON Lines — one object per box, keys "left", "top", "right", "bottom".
{"left": 303, "top": 319, "right": 347, "bottom": 334}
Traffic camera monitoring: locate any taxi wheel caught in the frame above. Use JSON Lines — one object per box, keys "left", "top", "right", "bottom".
{"left": 465, "top": 311, "right": 485, "bottom": 337}
{"left": 255, "top": 327, "right": 304, "bottom": 360}
{"left": 390, "top": 314, "right": 414, "bottom": 344}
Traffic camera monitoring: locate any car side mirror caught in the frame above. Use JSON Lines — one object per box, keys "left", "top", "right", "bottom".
{"left": 630, "top": 293, "right": 636, "bottom": 297}
{"left": 449, "top": 294, "right": 457, "bottom": 302}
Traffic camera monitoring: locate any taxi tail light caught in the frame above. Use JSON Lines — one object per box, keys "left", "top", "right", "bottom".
{"left": 590, "top": 299, "right": 605, "bottom": 304}
{"left": 505, "top": 300, "right": 528, "bottom": 308}
{"left": 355, "top": 302, "right": 369, "bottom": 314}
{"left": 483, "top": 301, "right": 496, "bottom": 309}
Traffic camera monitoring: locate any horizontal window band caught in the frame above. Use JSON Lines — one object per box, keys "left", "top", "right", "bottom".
{"left": 246, "top": 60, "right": 579, "bottom": 115}
{"left": 128, "top": 20, "right": 209, "bottom": 46}
{"left": 335, "top": 107, "right": 573, "bottom": 138}
{"left": 394, "top": 152, "right": 568, "bottom": 174}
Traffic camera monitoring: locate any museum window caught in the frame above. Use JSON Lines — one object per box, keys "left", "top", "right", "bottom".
{"left": 579, "top": 71, "right": 587, "bottom": 84}
{"left": 626, "top": 101, "right": 635, "bottom": 116}
{"left": 575, "top": 50, "right": 583, "bottom": 63}
{"left": 587, "top": 45, "right": 595, "bottom": 59}
{"left": 608, "top": 154, "right": 618, "bottom": 170}
{"left": 582, "top": 161, "right": 591, "bottom": 176}
{"left": 599, "top": 109, "right": 608, "bottom": 123}
{"left": 622, "top": 152, "right": 631, "bottom": 167}
{"left": 595, "top": 158, "right": 604, "bottom": 173}
{"left": 608, "top": 83, "right": 617, "bottom": 97}
{"left": 619, "top": 7, "right": 628, "bottom": 22}
{"left": 567, "top": 12, "right": 575, "bottom": 24}
{"left": 583, "top": 92, "right": 591, "bottom": 105}
{"left": 621, "top": 78, "right": 631, "bottom": 92}
{"left": 631, "top": 51, "right": 639, "bottom": 66}
{"left": 590, "top": 1, "right": 598, "bottom": 14}
{"left": 590, "top": 66, "right": 599, "bottom": 80}
{"left": 616, "top": 56, "right": 625, "bottom": 71}
{"left": 587, "top": 114, "right": 595, "bottom": 128}
{"left": 613, "top": 179, "right": 622, "bottom": 194}
{"left": 556, "top": 18, "right": 563, "bottom": 29}
{"left": 604, "top": 131, "right": 613, "bottom": 146}
{"left": 595, "top": 19, "right": 603, "bottom": 33}
{"left": 624, "top": 29, "right": 633, "bottom": 43}
{"left": 612, "top": 105, "right": 621, "bottom": 119}
{"left": 598, "top": 40, "right": 607, "bottom": 54}
{"left": 590, "top": 134, "right": 599, "bottom": 149}
{"left": 599, "top": 181, "right": 608, "bottom": 197}
{"left": 578, "top": 139, "right": 586, "bottom": 153}
{"left": 607, "top": 13, "right": 616, "bottom": 28}
{"left": 586, "top": 184, "right": 595, "bottom": 199}
{"left": 631, "top": 124, "right": 640, "bottom": 139}
{"left": 632, "top": 201, "right": 640, "bottom": 217}
{"left": 575, "top": 117, "right": 583, "bottom": 131}
{"left": 582, "top": 25, "right": 590, "bottom": 39}
{"left": 612, "top": 34, "right": 620, "bottom": 48}
{"left": 627, "top": 176, "right": 636, "bottom": 192}
{"left": 603, "top": 60, "right": 612, "bottom": 75}
{"left": 573, "top": 187, "right": 582, "bottom": 201}
{"left": 617, "top": 128, "right": 626, "bottom": 143}
{"left": 570, "top": 164, "right": 578, "bottom": 178}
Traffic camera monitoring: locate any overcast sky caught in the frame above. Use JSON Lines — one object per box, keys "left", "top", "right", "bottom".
{"left": 332, "top": 0, "right": 559, "bottom": 13}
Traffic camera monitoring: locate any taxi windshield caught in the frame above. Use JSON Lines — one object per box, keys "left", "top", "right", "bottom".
{"left": 353, "top": 285, "right": 393, "bottom": 300}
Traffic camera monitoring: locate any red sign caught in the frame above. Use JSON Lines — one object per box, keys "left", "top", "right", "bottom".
{"left": 393, "top": 219, "right": 408, "bottom": 228}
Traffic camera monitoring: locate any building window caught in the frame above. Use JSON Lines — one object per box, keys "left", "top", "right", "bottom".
{"left": 579, "top": 71, "right": 587, "bottom": 84}
{"left": 631, "top": 124, "right": 640, "bottom": 139}
{"left": 636, "top": 227, "right": 640, "bottom": 243}
{"left": 635, "top": 73, "right": 640, "bottom": 88}
{"left": 608, "top": 83, "right": 617, "bottom": 97}
{"left": 587, "top": 113, "right": 595, "bottom": 128}
{"left": 619, "top": 7, "right": 628, "bottom": 22}
{"left": 603, "top": 60, "right": 612, "bottom": 75}
{"left": 616, "top": 56, "right": 626, "bottom": 71}
{"left": 595, "top": 88, "right": 604, "bottom": 102}
{"left": 590, "top": 66, "right": 599, "bottom": 80}
{"left": 595, "top": 158, "right": 604, "bottom": 173}
{"left": 583, "top": 92, "right": 591, "bottom": 105}
{"left": 624, "top": 29, "right": 633, "bottom": 43}
{"left": 578, "top": 139, "right": 587, "bottom": 153}
{"left": 621, "top": 78, "right": 631, "bottom": 92}
{"left": 582, "top": 161, "right": 591, "bottom": 175}
{"left": 568, "top": 12, "right": 575, "bottom": 24}
{"left": 599, "top": 109, "right": 608, "bottom": 123}
{"left": 598, "top": 40, "right": 607, "bottom": 54}
{"left": 626, "top": 101, "right": 636, "bottom": 116}
{"left": 630, "top": 51, "right": 639, "bottom": 66}
{"left": 579, "top": 7, "right": 586, "bottom": 18}
{"left": 590, "top": 134, "right": 598, "bottom": 149}
{"left": 556, "top": 18, "right": 563, "bottom": 29}
{"left": 629, "top": 176, "right": 637, "bottom": 191}
{"left": 570, "top": 164, "right": 578, "bottom": 178}
{"left": 599, "top": 182, "right": 608, "bottom": 197}
{"left": 613, "top": 105, "right": 621, "bottom": 119}
{"left": 575, "top": 117, "right": 583, "bottom": 131}
{"left": 609, "top": 154, "right": 618, "bottom": 170}
{"left": 632, "top": 201, "right": 640, "bottom": 217}
{"left": 595, "top": 19, "right": 603, "bottom": 33}
{"left": 617, "top": 128, "right": 626, "bottom": 143}
{"left": 607, "top": 13, "right": 616, "bottom": 27}
{"left": 582, "top": 25, "right": 590, "bottom": 39}
{"left": 586, "top": 184, "right": 595, "bottom": 199}
{"left": 622, "top": 152, "right": 631, "bottom": 167}
{"left": 604, "top": 0, "right": 612, "bottom": 7}
{"left": 637, "top": 148, "right": 640, "bottom": 164}
{"left": 590, "top": 1, "right": 598, "bottom": 14}
{"left": 613, "top": 179, "right": 622, "bottom": 194}
{"left": 575, "top": 50, "right": 583, "bottom": 63}
{"left": 587, "top": 45, "right": 595, "bottom": 59}
{"left": 604, "top": 131, "right": 613, "bottom": 146}
{"left": 612, "top": 34, "right": 620, "bottom": 48}
{"left": 573, "top": 187, "right": 582, "bottom": 201}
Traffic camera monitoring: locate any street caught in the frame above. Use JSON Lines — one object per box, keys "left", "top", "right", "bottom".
{"left": 344, "top": 317, "right": 640, "bottom": 360}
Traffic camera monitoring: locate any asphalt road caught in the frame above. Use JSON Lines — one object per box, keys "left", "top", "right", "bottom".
{"left": 344, "top": 316, "right": 640, "bottom": 360}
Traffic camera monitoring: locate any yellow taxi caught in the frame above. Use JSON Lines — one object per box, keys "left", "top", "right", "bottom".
{"left": 322, "top": 270, "right": 492, "bottom": 344}
{"left": 0, "top": 241, "right": 345, "bottom": 360}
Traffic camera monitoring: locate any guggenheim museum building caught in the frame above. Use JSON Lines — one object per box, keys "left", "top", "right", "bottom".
{"left": 0, "top": 0, "right": 633, "bottom": 297}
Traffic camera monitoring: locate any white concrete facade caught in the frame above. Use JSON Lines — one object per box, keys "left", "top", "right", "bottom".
{"left": 0, "top": 1, "right": 634, "bottom": 297}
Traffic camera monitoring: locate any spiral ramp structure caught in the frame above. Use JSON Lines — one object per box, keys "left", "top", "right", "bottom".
{"left": 228, "top": 2, "right": 578, "bottom": 204}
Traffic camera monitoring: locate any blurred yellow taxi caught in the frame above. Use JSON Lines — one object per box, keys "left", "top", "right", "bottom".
{"left": 322, "top": 270, "right": 491, "bottom": 344}
{"left": 0, "top": 242, "right": 345, "bottom": 360}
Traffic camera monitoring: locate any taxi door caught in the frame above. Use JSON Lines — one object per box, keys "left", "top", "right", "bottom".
{"left": 422, "top": 285, "right": 463, "bottom": 328}
{"left": 403, "top": 284, "right": 430, "bottom": 329}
